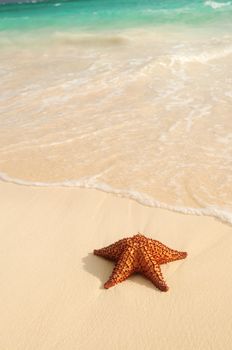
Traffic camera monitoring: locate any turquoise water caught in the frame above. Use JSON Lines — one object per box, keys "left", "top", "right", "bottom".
{"left": 0, "top": 0, "right": 232, "bottom": 32}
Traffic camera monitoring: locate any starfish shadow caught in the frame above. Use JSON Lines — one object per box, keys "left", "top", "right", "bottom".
{"left": 83, "top": 253, "right": 161, "bottom": 292}
{"left": 82, "top": 253, "right": 114, "bottom": 290}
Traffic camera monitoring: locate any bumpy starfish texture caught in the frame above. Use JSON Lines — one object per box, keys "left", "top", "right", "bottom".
{"left": 94, "top": 233, "right": 187, "bottom": 292}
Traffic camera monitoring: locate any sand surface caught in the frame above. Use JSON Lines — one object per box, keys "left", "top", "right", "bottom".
{"left": 0, "top": 181, "right": 232, "bottom": 350}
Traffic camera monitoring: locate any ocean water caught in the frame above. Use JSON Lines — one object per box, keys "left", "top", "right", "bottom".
{"left": 0, "top": 0, "right": 232, "bottom": 223}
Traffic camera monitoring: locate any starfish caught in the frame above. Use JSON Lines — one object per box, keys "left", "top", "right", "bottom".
{"left": 94, "top": 233, "right": 187, "bottom": 292}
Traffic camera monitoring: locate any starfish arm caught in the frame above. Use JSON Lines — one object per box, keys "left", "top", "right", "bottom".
{"left": 94, "top": 238, "right": 128, "bottom": 261}
{"left": 104, "top": 247, "right": 137, "bottom": 289}
{"left": 140, "top": 247, "right": 169, "bottom": 292}
{"left": 159, "top": 249, "right": 187, "bottom": 264}
{"left": 149, "top": 239, "right": 187, "bottom": 264}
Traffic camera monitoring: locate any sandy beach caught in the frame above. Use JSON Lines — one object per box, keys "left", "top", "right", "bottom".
{"left": 0, "top": 180, "right": 232, "bottom": 350}
{"left": 1, "top": 0, "right": 232, "bottom": 349}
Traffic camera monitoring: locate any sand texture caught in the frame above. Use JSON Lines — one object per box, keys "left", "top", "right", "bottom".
{"left": 0, "top": 181, "right": 232, "bottom": 350}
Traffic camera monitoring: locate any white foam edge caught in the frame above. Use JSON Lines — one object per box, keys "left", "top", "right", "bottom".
{"left": 0, "top": 171, "right": 231, "bottom": 226}
{"left": 204, "top": 0, "right": 231, "bottom": 9}
{"left": 170, "top": 45, "right": 232, "bottom": 64}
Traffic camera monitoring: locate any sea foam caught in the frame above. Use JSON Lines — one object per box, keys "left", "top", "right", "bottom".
{"left": 0, "top": 171, "right": 231, "bottom": 226}
{"left": 171, "top": 45, "right": 232, "bottom": 64}
{"left": 204, "top": 0, "right": 231, "bottom": 9}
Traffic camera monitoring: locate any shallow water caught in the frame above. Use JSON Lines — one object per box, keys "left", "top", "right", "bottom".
{"left": 0, "top": 0, "right": 232, "bottom": 223}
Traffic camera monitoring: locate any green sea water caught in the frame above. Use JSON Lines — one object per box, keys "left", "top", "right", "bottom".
{"left": 0, "top": 0, "right": 232, "bottom": 33}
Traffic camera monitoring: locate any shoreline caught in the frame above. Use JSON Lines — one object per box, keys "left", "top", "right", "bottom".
{"left": 0, "top": 172, "right": 232, "bottom": 226}
{"left": 1, "top": 180, "right": 232, "bottom": 349}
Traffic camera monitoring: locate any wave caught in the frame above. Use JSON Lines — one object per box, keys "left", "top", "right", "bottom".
{"left": 204, "top": 0, "right": 231, "bottom": 9}
{"left": 0, "top": 171, "right": 231, "bottom": 226}
{"left": 170, "top": 45, "right": 232, "bottom": 64}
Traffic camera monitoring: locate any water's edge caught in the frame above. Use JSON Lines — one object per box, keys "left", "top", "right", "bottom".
{"left": 1, "top": 171, "right": 231, "bottom": 226}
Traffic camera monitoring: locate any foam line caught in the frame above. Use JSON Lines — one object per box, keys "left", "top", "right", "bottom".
{"left": 0, "top": 171, "right": 231, "bottom": 226}
{"left": 204, "top": 0, "right": 231, "bottom": 9}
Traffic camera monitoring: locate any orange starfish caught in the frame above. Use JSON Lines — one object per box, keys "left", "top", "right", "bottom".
{"left": 94, "top": 233, "right": 187, "bottom": 292}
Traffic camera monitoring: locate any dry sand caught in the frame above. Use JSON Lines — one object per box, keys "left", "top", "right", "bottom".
{"left": 0, "top": 180, "right": 232, "bottom": 350}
